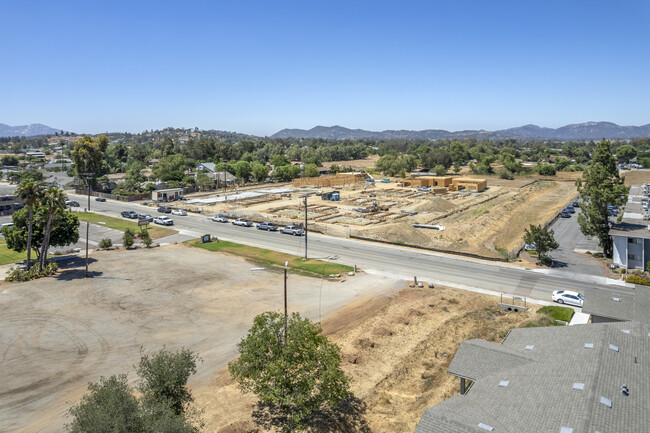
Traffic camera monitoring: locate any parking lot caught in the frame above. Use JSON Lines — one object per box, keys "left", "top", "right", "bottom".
{"left": 0, "top": 244, "right": 399, "bottom": 433}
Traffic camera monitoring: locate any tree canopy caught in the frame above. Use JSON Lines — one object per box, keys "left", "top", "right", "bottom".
{"left": 523, "top": 224, "right": 559, "bottom": 264}
{"left": 229, "top": 312, "right": 351, "bottom": 431}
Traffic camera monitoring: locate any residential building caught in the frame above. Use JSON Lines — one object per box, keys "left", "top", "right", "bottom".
{"left": 610, "top": 184, "right": 650, "bottom": 270}
{"left": 414, "top": 320, "right": 649, "bottom": 433}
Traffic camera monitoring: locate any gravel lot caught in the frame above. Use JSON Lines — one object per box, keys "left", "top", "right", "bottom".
{"left": 0, "top": 244, "right": 400, "bottom": 433}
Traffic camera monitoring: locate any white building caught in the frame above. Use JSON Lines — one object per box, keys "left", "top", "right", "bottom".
{"left": 610, "top": 184, "right": 650, "bottom": 270}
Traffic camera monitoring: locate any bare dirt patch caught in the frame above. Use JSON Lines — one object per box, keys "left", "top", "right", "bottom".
{"left": 0, "top": 244, "right": 398, "bottom": 433}
{"left": 197, "top": 285, "right": 547, "bottom": 433}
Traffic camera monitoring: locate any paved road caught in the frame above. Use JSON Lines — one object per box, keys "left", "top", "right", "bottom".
{"left": 547, "top": 208, "right": 606, "bottom": 278}
{"left": 67, "top": 193, "right": 634, "bottom": 303}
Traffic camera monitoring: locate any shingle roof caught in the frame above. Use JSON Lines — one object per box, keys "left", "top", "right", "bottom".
{"left": 414, "top": 322, "right": 650, "bottom": 433}
{"left": 583, "top": 286, "right": 650, "bottom": 325}
{"left": 447, "top": 339, "right": 534, "bottom": 381}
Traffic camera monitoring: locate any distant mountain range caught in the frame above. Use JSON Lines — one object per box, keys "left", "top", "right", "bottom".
{"left": 0, "top": 123, "right": 59, "bottom": 137}
{"left": 271, "top": 122, "right": 650, "bottom": 141}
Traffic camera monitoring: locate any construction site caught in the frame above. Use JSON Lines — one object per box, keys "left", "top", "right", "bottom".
{"left": 171, "top": 172, "right": 577, "bottom": 259}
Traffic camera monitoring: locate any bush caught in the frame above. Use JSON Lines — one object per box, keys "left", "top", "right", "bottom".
{"left": 5, "top": 261, "right": 58, "bottom": 282}
{"left": 497, "top": 167, "right": 514, "bottom": 180}
{"left": 138, "top": 229, "right": 152, "bottom": 248}
{"left": 123, "top": 228, "right": 135, "bottom": 249}
{"left": 625, "top": 275, "right": 650, "bottom": 286}
{"left": 99, "top": 238, "right": 113, "bottom": 249}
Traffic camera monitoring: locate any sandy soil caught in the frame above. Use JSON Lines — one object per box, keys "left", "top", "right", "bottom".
{"left": 197, "top": 285, "right": 545, "bottom": 433}
{"left": 0, "top": 245, "right": 400, "bottom": 433}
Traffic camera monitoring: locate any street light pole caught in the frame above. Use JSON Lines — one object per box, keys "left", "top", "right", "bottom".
{"left": 80, "top": 173, "right": 94, "bottom": 278}
{"left": 303, "top": 194, "right": 308, "bottom": 259}
{"left": 284, "top": 261, "right": 288, "bottom": 345}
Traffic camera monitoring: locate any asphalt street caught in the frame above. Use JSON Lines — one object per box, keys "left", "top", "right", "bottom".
{"left": 65, "top": 192, "right": 634, "bottom": 304}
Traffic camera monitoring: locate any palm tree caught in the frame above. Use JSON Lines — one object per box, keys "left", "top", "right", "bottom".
{"left": 38, "top": 187, "right": 67, "bottom": 272}
{"left": 16, "top": 181, "right": 44, "bottom": 270}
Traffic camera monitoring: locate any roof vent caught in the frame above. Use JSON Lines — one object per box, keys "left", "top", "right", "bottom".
{"left": 600, "top": 396, "right": 612, "bottom": 408}
{"left": 621, "top": 329, "right": 630, "bottom": 334}
{"left": 609, "top": 344, "right": 619, "bottom": 352}
{"left": 524, "top": 345, "right": 534, "bottom": 350}
{"left": 612, "top": 297, "right": 621, "bottom": 302}
{"left": 621, "top": 384, "right": 630, "bottom": 396}
{"left": 560, "top": 428, "right": 573, "bottom": 433}
{"left": 573, "top": 382, "right": 584, "bottom": 390}
{"left": 584, "top": 343, "right": 594, "bottom": 349}
{"left": 499, "top": 380, "right": 509, "bottom": 387}
{"left": 477, "top": 422, "right": 494, "bottom": 431}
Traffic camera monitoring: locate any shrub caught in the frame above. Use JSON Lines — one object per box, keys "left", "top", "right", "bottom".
{"left": 625, "top": 275, "right": 650, "bottom": 286}
{"left": 99, "top": 238, "right": 113, "bottom": 249}
{"left": 5, "top": 261, "right": 58, "bottom": 282}
{"left": 138, "top": 229, "right": 152, "bottom": 248}
{"left": 497, "top": 167, "right": 514, "bottom": 180}
{"left": 123, "top": 228, "right": 135, "bottom": 249}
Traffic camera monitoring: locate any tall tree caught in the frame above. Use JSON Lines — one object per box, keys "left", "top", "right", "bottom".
{"left": 71, "top": 135, "right": 109, "bottom": 187}
{"left": 16, "top": 181, "right": 44, "bottom": 269}
{"left": 38, "top": 187, "right": 68, "bottom": 272}
{"left": 523, "top": 224, "right": 559, "bottom": 264}
{"left": 229, "top": 312, "right": 351, "bottom": 431}
{"left": 577, "top": 139, "right": 627, "bottom": 257}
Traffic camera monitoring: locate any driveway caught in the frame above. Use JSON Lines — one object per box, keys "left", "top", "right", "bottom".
{"left": 547, "top": 208, "right": 606, "bottom": 278}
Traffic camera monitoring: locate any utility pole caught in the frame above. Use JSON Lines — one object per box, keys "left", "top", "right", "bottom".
{"left": 80, "top": 173, "right": 94, "bottom": 278}
{"left": 284, "top": 261, "right": 288, "bottom": 345}
{"left": 303, "top": 194, "right": 308, "bottom": 259}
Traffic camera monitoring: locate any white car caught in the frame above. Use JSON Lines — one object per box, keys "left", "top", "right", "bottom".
{"left": 211, "top": 215, "right": 229, "bottom": 223}
{"left": 153, "top": 216, "right": 174, "bottom": 226}
{"left": 232, "top": 218, "right": 253, "bottom": 227}
{"left": 552, "top": 290, "right": 584, "bottom": 307}
{"left": 171, "top": 209, "right": 187, "bottom": 216}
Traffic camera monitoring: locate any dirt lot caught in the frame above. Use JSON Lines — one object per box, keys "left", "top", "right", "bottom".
{"left": 0, "top": 245, "right": 399, "bottom": 433}
{"left": 198, "top": 285, "right": 546, "bottom": 433}
{"left": 621, "top": 169, "right": 650, "bottom": 186}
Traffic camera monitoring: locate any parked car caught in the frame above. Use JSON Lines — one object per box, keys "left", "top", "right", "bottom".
{"left": 171, "top": 209, "right": 187, "bottom": 216}
{"left": 524, "top": 243, "right": 536, "bottom": 251}
{"left": 559, "top": 211, "right": 571, "bottom": 218}
{"left": 552, "top": 290, "right": 584, "bottom": 307}
{"left": 565, "top": 206, "right": 575, "bottom": 213}
{"left": 572, "top": 201, "right": 579, "bottom": 207}
{"left": 153, "top": 216, "right": 174, "bottom": 226}
{"left": 211, "top": 215, "right": 229, "bottom": 223}
{"left": 417, "top": 187, "right": 432, "bottom": 192}
{"left": 157, "top": 206, "right": 172, "bottom": 213}
{"left": 257, "top": 222, "right": 278, "bottom": 231}
{"left": 65, "top": 200, "right": 80, "bottom": 207}
{"left": 121, "top": 210, "right": 138, "bottom": 219}
{"left": 281, "top": 225, "right": 304, "bottom": 236}
{"left": 95, "top": 197, "right": 106, "bottom": 202}
{"left": 232, "top": 218, "right": 253, "bottom": 227}
{"left": 138, "top": 214, "right": 154, "bottom": 222}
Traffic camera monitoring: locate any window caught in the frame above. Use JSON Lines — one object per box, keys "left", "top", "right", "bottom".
{"left": 628, "top": 237, "right": 642, "bottom": 244}
{"left": 628, "top": 254, "right": 641, "bottom": 261}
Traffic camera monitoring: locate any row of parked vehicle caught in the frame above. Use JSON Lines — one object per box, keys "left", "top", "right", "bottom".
{"left": 210, "top": 216, "right": 304, "bottom": 235}
{"left": 120, "top": 210, "right": 175, "bottom": 226}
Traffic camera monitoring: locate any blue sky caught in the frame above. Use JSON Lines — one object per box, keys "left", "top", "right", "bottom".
{"left": 2, "top": 1, "right": 649, "bottom": 136}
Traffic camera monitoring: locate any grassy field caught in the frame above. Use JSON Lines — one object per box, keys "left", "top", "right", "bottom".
{"left": 525, "top": 305, "right": 574, "bottom": 327}
{"left": 192, "top": 240, "right": 354, "bottom": 277}
{"left": 0, "top": 239, "right": 26, "bottom": 266}
{"left": 75, "top": 212, "right": 176, "bottom": 240}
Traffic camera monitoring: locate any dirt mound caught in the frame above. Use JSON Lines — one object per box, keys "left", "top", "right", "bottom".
{"left": 365, "top": 222, "right": 425, "bottom": 245}
{"left": 414, "top": 197, "right": 457, "bottom": 213}
{"left": 219, "top": 421, "right": 260, "bottom": 433}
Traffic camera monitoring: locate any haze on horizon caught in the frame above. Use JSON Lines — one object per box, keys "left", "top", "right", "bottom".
{"left": 2, "top": 1, "right": 649, "bottom": 137}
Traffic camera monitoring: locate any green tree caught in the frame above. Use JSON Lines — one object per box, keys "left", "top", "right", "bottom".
{"left": 66, "top": 349, "right": 203, "bottom": 433}
{"left": 233, "top": 160, "right": 252, "bottom": 182}
{"left": 38, "top": 187, "right": 67, "bottom": 272}
{"left": 123, "top": 228, "right": 135, "bottom": 249}
{"left": 450, "top": 141, "right": 470, "bottom": 165}
{"left": 66, "top": 375, "right": 144, "bottom": 433}
{"left": 195, "top": 172, "right": 214, "bottom": 191}
{"left": 270, "top": 154, "right": 291, "bottom": 167}
{"left": 577, "top": 139, "right": 627, "bottom": 257}
{"left": 523, "top": 224, "right": 559, "bottom": 264}
{"left": 251, "top": 162, "right": 270, "bottom": 182}
{"left": 433, "top": 164, "right": 447, "bottom": 176}
{"left": 616, "top": 145, "right": 637, "bottom": 163}
{"left": 19, "top": 169, "right": 44, "bottom": 183}
{"left": 229, "top": 312, "right": 351, "bottom": 431}
{"left": 537, "top": 163, "right": 556, "bottom": 176}
{"left": 1, "top": 155, "right": 19, "bottom": 165}
{"left": 136, "top": 347, "right": 201, "bottom": 416}
{"left": 16, "top": 181, "right": 44, "bottom": 269}
{"left": 303, "top": 163, "right": 319, "bottom": 178}
{"left": 138, "top": 229, "right": 152, "bottom": 248}
{"left": 153, "top": 154, "right": 189, "bottom": 182}
{"left": 273, "top": 164, "right": 301, "bottom": 181}
{"left": 71, "top": 135, "right": 109, "bottom": 186}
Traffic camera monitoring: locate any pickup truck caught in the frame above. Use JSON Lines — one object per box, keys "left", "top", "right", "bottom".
{"left": 281, "top": 225, "right": 304, "bottom": 236}
{"left": 232, "top": 218, "right": 253, "bottom": 227}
